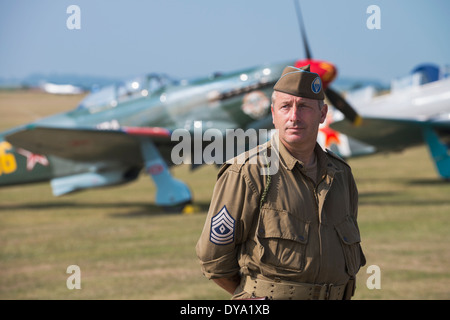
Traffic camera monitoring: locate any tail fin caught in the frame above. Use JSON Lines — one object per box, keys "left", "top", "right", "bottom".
{"left": 423, "top": 126, "right": 450, "bottom": 179}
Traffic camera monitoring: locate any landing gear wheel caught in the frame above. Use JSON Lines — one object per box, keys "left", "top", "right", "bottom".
{"left": 162, "top": 201, "right": 192, "bottom": 214}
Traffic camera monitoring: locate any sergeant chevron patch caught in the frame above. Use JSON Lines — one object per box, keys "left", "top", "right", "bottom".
{"left": 210, "top": 205, "right": 235, "bottom": 245}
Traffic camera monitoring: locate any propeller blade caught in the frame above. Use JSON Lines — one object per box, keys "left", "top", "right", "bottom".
{"left": 293, "top": 0, "right": 312, "bottom": 60}
{"left": 325, "top": 87, "right": 362, "bottom": 126}
{"left": 292, "top": 1, "right": 361, "bottom": 126}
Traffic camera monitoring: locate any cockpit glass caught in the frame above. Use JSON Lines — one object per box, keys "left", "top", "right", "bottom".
{"left": 77, "top": 84, "right": 116, "bottom": 110}
{"left": 77, "top": 74, "right": 176, "bottom": 111}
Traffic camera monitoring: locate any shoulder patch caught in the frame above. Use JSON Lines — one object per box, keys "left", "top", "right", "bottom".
{"left": 210, "top": 205, "right": 235, "bottom": 245}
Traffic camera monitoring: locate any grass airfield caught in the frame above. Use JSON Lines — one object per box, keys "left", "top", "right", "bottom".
{"left": 0, "top": 90, "right": 449, "bottom": 299}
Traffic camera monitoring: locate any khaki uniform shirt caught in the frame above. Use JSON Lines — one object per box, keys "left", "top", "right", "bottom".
{"left": 196, "top": 135, "right": 365, "bottom": 294}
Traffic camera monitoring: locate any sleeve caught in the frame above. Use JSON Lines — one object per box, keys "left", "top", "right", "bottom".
{"left": 349, "top": 171, "right": 359, "bottom": 221}
{"left": 348, "top": 168, "right": 366, "bottom": 267}
{"left": 195, "top": 164, "right": 260, "bottom": 279}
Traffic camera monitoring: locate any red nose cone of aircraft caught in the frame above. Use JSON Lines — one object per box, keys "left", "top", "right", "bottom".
{"left": 294, "top": 59, "right": 337, "bottom": 90}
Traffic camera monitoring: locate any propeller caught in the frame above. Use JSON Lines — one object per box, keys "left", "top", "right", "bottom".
{"left": 293, "top": 0, "right": 312, "bottom": 60}
{"left": 324, "top": 87, "right": 362, "bottom": 126}
{"left": 293, "top": 0, "right": 362, "bottom": 126}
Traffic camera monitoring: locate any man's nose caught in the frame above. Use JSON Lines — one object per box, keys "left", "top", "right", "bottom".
{"left": 289, "top": 105, "right": 301, "bottom": 122}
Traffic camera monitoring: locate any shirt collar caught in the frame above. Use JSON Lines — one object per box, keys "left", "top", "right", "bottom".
{"left": 271, "top": 133, "right": 334, "bottom": 172}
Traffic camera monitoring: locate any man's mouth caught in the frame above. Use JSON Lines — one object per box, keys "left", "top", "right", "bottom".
{"left": 286, "top": 127, "right": 304, "bottom": 131}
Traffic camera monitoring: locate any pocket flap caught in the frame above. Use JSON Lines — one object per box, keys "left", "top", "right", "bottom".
{"left": 335, "top": 217, "right": 361, "bottom": 245}
{"left": 258, "top": 208, "right": 309, "bottom": 244}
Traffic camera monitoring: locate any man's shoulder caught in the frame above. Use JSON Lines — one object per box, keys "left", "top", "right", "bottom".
{"left": 325, "top": 148, "right": 351, "bottom": 169}
{"left": 217, "top": 140, "right": 271, "bottom": 178}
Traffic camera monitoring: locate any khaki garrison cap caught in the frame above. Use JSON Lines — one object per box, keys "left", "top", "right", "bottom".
{"left": 273, "top": 65, "right": 324, "bottom": 100}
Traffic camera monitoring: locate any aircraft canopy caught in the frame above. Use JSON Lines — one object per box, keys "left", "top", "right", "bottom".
{"left": 77, "top": 74, "right": 176, "bottom": 112}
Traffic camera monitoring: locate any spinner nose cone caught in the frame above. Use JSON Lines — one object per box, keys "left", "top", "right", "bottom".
{"left": 294, "top": 59, "right": 337, "bottom": 89}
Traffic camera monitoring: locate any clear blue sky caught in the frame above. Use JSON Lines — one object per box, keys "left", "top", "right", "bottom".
{"left": 1, "top": 0, "right": 449, "bottom": 84}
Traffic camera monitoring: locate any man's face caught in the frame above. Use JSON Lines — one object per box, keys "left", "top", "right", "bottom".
{"left": 271, "top": 91, "right": 327, "bottom": 150}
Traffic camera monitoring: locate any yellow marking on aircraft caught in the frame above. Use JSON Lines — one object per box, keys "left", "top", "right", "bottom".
{"left": 0, "top": 141, "right": 17, "bottom": 175}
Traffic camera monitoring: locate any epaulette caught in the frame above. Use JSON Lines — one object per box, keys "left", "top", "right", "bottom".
{"left": 217, "top": 140, "right": 273, "bottom": 209}
{"left": 325, "top": 149, "right": 350, "bottom": 168}
{"left": 216, "top": 162, "right": 231, "bottom": 179}
{"left": 221, "top": 140, "right": 271, "bottom": 174}
{"left": 216, "top": 150, "right": 257, "bottom": 179}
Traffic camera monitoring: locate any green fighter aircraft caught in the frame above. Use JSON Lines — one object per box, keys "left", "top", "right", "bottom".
{"left": 0, "top": 63, "right": 290, "bottom": 209}
{"left": 0, "top": 60, "right": 359, "bottom": 210}
{"left": 0, "top": 1, "right": 361, "bottom": 211}
{"left": 0, "top": 60, "right": 358, "bottom": 207}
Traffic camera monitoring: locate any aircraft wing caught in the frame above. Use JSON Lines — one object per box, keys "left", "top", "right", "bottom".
{"left": 331, "top": 116, "right": 450, "bottom": 178}
{"left": 5, "top": 125, "right": 172, "bottom": 164}
{"left": 330, "top": 117, "right": 427, "bottom": 152}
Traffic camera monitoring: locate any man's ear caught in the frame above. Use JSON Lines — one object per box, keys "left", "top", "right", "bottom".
{"left": 320, "top": 104, "right": 328, "bottom": 124}
{"left": 271, "top": 104, "right": 275, "bottom": 125}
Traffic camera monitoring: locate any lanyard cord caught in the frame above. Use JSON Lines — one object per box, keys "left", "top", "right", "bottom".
{"left": 259, "top": 152, "right": 272, "bottom": 209}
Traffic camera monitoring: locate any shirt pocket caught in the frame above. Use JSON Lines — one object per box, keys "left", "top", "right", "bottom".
{"left": 335, "top": 217, "right": 365, "bottom": 276}
{"left": 257, "top": 208, "right": 310, "bottom": 273}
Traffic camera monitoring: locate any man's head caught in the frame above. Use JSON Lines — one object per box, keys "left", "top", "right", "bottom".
{"left": 273, "top": 65, "right": 325, "bottom": 100}
{"left": 271, "top": 65, "right": 328, "bottom": 154}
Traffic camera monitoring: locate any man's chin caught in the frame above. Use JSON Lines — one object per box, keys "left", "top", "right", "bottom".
{"left": 281, "top": 135, "right": 304, "bottom": 146}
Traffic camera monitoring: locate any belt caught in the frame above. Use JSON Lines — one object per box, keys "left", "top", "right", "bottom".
{"left": 242, "top": 276, "right": 346, "bottom": 300}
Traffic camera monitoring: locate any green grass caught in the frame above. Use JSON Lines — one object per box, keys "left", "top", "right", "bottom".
{"left": 1, "top": 90, "right": 449, "bottom": 299}
{"left": 1, "top": 147, "right": 449, "bottom": 300}
{"left": 0, "top": 165, "right": 228, "bottom": 300}
{"left": 351, "top": 148, "right": 450, "bottom": 300}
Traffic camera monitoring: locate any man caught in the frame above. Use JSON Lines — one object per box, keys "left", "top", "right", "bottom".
{"left": 196, "top": 65, "right": 365, "bottom": 300}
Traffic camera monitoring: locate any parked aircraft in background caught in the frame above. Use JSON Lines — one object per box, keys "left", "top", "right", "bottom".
{"left": 331, "top": 63, "right": 450, "bottom": 179}
{"left": 40, "top": 82, "right": 85, "bottom": 95}
{"left": 1, "top": 1, "right": 447, "bottom": 213}
{"left": 0, "top": 54, "right": 361, "bottom": 210}
{"left": 0, "top": 2, "right": 362, "bottom": 210}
